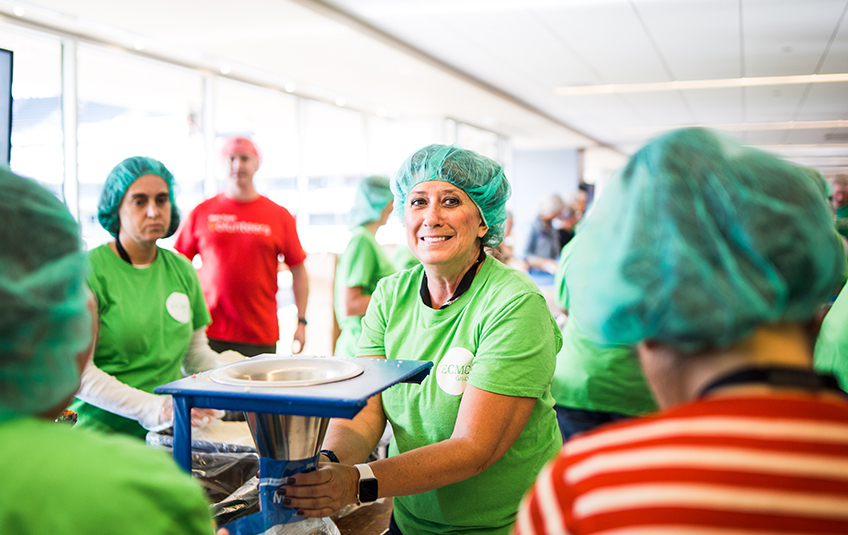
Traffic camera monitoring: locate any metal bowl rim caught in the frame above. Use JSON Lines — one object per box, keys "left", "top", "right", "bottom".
{"left": 209, "top": 357, "right": 364, "bottom": 387}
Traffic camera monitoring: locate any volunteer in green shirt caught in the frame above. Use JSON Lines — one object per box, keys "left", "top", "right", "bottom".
{"left": 830, "top": 174, "right": 848, "bottom": 239}
{"left": 0, "top": 166, "right": 217, "bottom": 535}
{"left": 283, "top": 144, "right": 563, "bottom": 535}
{"left": 815, "top": 280, "right": 848, "bottom": 389}
{"left": 334, "top": 175, "right": 396, "bottom": 358}
{"left": 69, "top": 157, "right": 237, "bottom": 438}
{"left": 551, "top": 235, "right": 657, "bottom": 441}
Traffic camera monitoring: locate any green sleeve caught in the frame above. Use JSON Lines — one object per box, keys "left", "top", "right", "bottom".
{"left": 355, "top": 278, "right": 390, "bottom": 357}
{"left": 470, "top": 292, "right": 561, "bottom": 399}
{"left": 339, "top": 231, "right": 379, "bottom": 291}
{"left": 815, "top": 280, "right": 848, "bottom": 389}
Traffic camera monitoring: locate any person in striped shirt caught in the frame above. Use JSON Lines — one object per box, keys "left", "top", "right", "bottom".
{"left": 514, "top": 127, "right": 848, "bottom": 535}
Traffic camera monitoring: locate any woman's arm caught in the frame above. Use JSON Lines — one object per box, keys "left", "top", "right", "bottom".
{"left": 342, "top": 286, "right": 372, "bottom": 318}
{"left": 282, "top": 383, "right": 537, "bottom": 517}
{"left": 181, "top": 326, "right": 245, "bottom": 375}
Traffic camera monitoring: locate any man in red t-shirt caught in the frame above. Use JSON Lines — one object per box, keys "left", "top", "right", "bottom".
{"left": 175, "top": 137, "right": 309, "bottom": 356}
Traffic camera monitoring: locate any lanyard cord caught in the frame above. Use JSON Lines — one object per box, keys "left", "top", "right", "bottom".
{"left": 697, "top": 366, "right": 846, "bottom": 399}
{"left": 115, "top": 229, "right": 133, "bottom": 265}
{"left": 420, "top": 248, "right": 487, "bottom": 309}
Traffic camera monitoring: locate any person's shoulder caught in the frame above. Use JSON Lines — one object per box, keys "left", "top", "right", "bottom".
{"left": 159, "top": 247, "right": 196, "bottom": 272}
{"left": 0, "top": 419, "right": 211, "bottom": 531}
{"left": 483, "top": 255, "right": 543, "bottom": 295}
{"left": 87, "top": 242, "right": 118, "bottom": 268}
{"left": 1, "top": 418, "right": 191, "bottom": 482}
{"left": 376, "top": 263, "right": 422, "bottom": 296}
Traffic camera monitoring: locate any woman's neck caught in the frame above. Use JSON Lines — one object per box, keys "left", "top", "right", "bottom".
{"left": 643, "top": 323, "right": 818, "bottom": 408}
{"left": 424, "top": 249, "right": 484, "bottom": 309}
{"left": 111, "top": 235, "right": 158, "bottom": 265}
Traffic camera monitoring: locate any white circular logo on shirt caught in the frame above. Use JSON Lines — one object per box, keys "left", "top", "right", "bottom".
{"left": 166, "top": 292, "right": 191, "bottom": 323}
{"left": 436, "top": 347, "right": 474, "bottom": 396}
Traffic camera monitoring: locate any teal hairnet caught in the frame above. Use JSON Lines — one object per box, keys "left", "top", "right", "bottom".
{"left": 566, "top": 128, "right": 845, "bottom": 353}
{"left": 801, "top": 166, "right": 832, "bottom": 199}
{"left": 349, "top": 175, "right": 393, "bottom": 228}
{"left": 392, "top": 144, "right": 512, "bottom": 247}
{"left": 97, "top": 156, "right": 180, "bottom": 238}
{"left": 0, "top": 167, "right": 92, "bottom": 422}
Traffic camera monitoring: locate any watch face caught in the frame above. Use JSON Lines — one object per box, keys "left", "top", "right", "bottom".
{"left": 359, "top": 477, "right": 378, "bottom": 503}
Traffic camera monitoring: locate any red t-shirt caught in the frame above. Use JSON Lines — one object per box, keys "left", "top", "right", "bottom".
{"left": 174, "top": 194, "right": 306, "bottom": 345}
{"left": 515, "top": 393, "right": 848, "bottom": 535}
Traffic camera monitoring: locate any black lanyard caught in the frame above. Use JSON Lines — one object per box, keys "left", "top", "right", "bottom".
{"left": 115, "top": 229, "right": 133, "bottom": 265}
{"left": 697, "top": 366, "right": 846, "bottom": 399}
{"left": 420, "top": 248, "right": 486, "bottom": 309}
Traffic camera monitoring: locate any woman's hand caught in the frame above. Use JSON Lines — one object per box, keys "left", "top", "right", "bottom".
{"left": 277, "top": 463, "right": 360, "bottom": 518}
{"left": 158, "top": 398, "right": 221, "bottom": 427}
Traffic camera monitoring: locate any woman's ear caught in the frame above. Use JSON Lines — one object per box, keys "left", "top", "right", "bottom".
{"left": 477, "top": 224, "right": 489, "bottom": 239}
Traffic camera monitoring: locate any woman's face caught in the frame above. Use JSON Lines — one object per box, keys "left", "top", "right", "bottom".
{"left": 405, "top": 180, "right": 488, "bottom": 272}
{"left": 118, "top": 174, "right": 171, "bottom": 245}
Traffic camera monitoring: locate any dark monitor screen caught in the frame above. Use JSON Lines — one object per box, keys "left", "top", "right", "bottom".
{"left": 0, "top": 48, "right": 11, "bottom": 165}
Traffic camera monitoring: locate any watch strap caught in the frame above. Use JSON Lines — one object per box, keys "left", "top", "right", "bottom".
{"left": 354, "top": 463, "right": 378, "bottom": 504}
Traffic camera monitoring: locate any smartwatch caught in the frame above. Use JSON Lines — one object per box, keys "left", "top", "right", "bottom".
{"left": 354, "top": 463, "right": 378, "bottom": 504}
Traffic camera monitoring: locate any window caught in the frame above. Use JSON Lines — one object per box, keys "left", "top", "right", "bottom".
{"left": 76, "top": 45, "right": 203, "bottom": 248}
{"left": 1, "top": 25, "right": 62, "bottom": 195}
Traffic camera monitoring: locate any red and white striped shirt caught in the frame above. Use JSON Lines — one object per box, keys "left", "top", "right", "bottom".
{"left": 514, "top": 393, "right": 848, "bottom": 535}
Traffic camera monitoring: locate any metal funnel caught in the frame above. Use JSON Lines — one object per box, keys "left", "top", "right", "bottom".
{"left": 245, "top": 412, "right": 330, "bottom": 460}
{"left": 210, "top": 356, "right": 362, "bottom": 460}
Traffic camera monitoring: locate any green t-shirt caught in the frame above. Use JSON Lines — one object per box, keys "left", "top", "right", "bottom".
{"left": 551, "top": 239, "right": 658, "bottom": 415}
{"left": 0, "top": 417, "right": 214, "bottom": 535}
{"left": 836, "top": 205, "right": 848, "bottom": 239}
{"left": 333, "top": 226, "right": 396, "bottom": 358}
{"left": 815, "top": 280, "right": 848, "bottom": 389}
{"left": 391, "top": 243, "right": 420, "bottom": 271}
{"left": 70, "top": 245, "right": 211, "bottom": 438}
{"left": 358, "top": 256, "right": 563, "bottom": 535}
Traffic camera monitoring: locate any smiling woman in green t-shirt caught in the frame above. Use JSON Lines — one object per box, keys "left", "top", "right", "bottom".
{"left": 283, "top": 145, "right": 563, "bottom": 535}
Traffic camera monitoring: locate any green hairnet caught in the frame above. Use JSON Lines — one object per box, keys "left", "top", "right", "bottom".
{"left": 392, "top": 144, "right": 512, "bottom": 247}
{"left": 97, "top": 156, "right": 180, "bottom": 238}
{"left": 349, "top": 175, "right": 393, "bottom": 228}
{"left": 801, "top": 166, "right": 832, "bottom": 199}
{"left": 566, "top": 128, "right": 845, "bottom": 353}
{"left": 0, "top": 167, "right": 92, "bottom": 422}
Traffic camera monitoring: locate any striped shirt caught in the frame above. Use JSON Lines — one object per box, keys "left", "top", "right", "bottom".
{"left": 514, "top": 393, "right": 848, "bottom": 535}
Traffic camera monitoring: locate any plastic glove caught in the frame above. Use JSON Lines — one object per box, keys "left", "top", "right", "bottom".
{"left": 158, "top": 398, "right": 224, "bottom": 428}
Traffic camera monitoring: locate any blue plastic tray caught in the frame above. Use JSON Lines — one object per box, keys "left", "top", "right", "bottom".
{"left": 154, "top": 355, "right": 432, "bottom": 471}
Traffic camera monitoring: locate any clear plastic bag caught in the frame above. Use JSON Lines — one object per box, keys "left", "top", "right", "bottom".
{"left": 146, "top": 430, "right": 259, "bottom": 503}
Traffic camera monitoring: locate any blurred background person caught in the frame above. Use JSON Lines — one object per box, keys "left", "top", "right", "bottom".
{"left": 283, "top": 144, "right": 562, "bottom": 535}
{"left": 175, "top": 136, "right": 309, "bottom": 356}
{"left": 0, "top": 167, "right": 218, "bottom": 535}
{"left": 333, "top": 175, "right": 396, "bottom": 358}
{"left": 829, "top": 173, "right": 848, "bottom": 240}
{"left": 815, "top": 279, "right": 848, "bottom": 390}
{"left": 522, "top": 192, "right": 566, "bottom": 275}
{"left": 391, "top": 242, "right": 421, "bottom": 271}
{"left": 515, "top": 128, "right": 848, "bottom": 535}
{"left": 550, "top": 235, "right": 657, "bottom": 441}
{"left": 70, "top": 157, "right": 232, "bottom": 439}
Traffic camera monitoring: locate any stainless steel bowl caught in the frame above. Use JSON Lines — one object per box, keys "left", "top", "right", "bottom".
{"left": 210, "top": 357, "right": 363, "bottom": 388}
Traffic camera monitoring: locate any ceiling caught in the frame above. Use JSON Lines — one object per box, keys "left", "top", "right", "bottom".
{"left": 1, "top": 0, "right": 847, "bottom": 174}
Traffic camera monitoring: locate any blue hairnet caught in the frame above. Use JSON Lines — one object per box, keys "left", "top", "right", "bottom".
{"left": 566, "top": 128, "right": 845, "bottom": 353}
{"left": 392, "top": 144, "right": 512, "bottom": 247}
{"left": 97, "top": 156, "right": 180, "bottom": 238}
{"left": 0, "top": 167, "right": 92, "bottom": 422}
{"left": 349, "top": 175, "right": 393, "bottom": 228}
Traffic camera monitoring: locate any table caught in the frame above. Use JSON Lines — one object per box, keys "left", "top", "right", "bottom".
{"left": 334, "top": 499, "right": 393, "bottom": 535}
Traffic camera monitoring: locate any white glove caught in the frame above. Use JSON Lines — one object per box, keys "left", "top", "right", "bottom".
{"left": 181, "top": 327, "right": 247, "bottom": 376}
{"left": 76, "top": 362, "right": 171, "bottom": 432}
